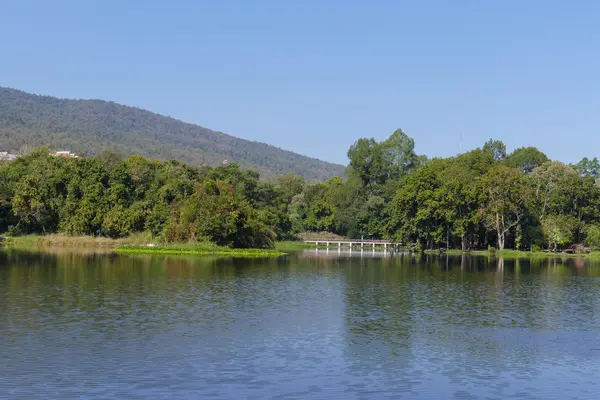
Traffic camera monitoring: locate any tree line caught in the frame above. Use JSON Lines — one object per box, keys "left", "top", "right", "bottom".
{"left": 0, "top": 149, "right": 300, "bottom": 248}
{"left": 1, "top": 132, "right": 600, "bottom": 251}
{"left": 299, "top": 131, "right": 600, "bottom": 251}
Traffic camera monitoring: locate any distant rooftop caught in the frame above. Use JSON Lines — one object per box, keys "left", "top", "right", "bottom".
{"left": 53, "top": 151, "right": 79, "bottom": 158}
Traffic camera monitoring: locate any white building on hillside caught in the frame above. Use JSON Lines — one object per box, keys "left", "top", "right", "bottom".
{"left": 0, "top": 152, "right": 17, "bottom": 161}
{"left": 53, "top": 151, "right": 79, "bottom": 158}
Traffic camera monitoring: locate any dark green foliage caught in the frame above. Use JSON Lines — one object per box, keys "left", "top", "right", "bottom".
{"left": 389, "top": 158, "right": 449, "bottom": 248}
{"left": 504, "top": 147, "right": 549, "bottom": 173}
{"left": 165, "top": 180, "right": 275, "bottom": 249}
{"left": 0, "top": 152, "right": 302, "bottom": 248}
{"left": 3, "top": 108, "right": 600, "bottom": 252}
{"left": 479, "top": 165, "right": 530, "bottom": 250}
{"left": 584, "top": 225, "right": 600, "bottom": 249}
{"left": 342, "top": 129, "right": 424, "bottom": 238}
{"left": 292, "top": 130, "right": 600, "bottom": 252}
{"left": 347, "top": 128, "right": 422, "bottom": 189}
{"left": 0, "top": 87, "right": 344, "bottom": 181}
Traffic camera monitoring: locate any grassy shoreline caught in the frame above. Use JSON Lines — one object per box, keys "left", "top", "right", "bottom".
{"left": 274, "top": 241, "right": 314, "bottom": 250}
{"left": 115, "top": 244, "right": 285, "bottom": 258}
{"left": 425, "top": 249, "right": 600, "bottom": 258}
{"left": 4, "top": 235, "right": 599, "bottom": 259}
{"left": 0, "top": 234, "right": 149, "bottom": 248}
{"left": 0, "top": 235, "right": 286, "bottom": 257}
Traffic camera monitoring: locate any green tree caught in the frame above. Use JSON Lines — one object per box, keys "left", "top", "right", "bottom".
{"left": 59, "top": 158, "right": 109, "bottom": 235}
{"left": 165, "top": 180, "right": 275, "bottom": 248}
{"left": 572, "top": 157, "right": 600, "bottom": 180}
{"left": 0, "top": 161, "right": 15, "bottom": 233}
{"left": 541, "top": 215, "right": 578, "bottom": 251}
{"left": 482, "top": 139, "right": 507, "bottom": 162}
{"left": 277, "top": 174, "right": 305, "bottom": 203}
{"left": 389, "top": 159, "right": 448, "bottom": 249}
{"left": 479, "top": 166, "right": 528, "bottom": 250}
{"left": 10, "top": 151, "right": 71, "bottom": 234}
{"left": 584, "top": 225, "right": 600, "bottom": 249}
{"left": 347, "top": 129, "right": 421, "bottom": 189}
{"left": 439, "top": 150, "right": 493, "bottom": 250}
{"left": 530, "top": 161, "right": 578, "bottom": 219}
{"left": 504, "top": 147, "right": 549, "bottom": 173}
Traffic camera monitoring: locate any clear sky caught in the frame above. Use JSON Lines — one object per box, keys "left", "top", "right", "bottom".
{"left": 2, "top": 0, "right": 599, "bottom": 165}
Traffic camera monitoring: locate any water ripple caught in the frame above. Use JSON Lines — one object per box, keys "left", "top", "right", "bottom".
{"left": 1, "top": 251, "right": 600, "bottom": 399}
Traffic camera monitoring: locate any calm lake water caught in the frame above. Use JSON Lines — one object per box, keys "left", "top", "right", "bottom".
{"left": 1, "top": 248, "right": 600, "bottom": 399}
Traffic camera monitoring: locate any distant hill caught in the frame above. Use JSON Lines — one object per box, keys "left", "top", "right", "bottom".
{"left": 0, "top": 87, "right": 345, "bottom": 181}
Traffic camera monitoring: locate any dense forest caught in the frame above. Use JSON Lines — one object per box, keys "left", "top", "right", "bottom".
{"left": 0, "top": 87, "right": 345, "bottom": 181}
{"left": 298, "top": 131, "right": 600, "bottom": 252}
{"left": 1, "top": 129, "right": 600, "bottom": 251}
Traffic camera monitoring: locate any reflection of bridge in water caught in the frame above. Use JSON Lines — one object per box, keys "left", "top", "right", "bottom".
{"left": 304, "top": 240, "right": 403, "bottom": 252}
{"left": 302, "top": 248, "right": 397, "bottom": 259}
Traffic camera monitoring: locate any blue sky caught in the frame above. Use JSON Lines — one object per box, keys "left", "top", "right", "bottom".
{"left": 2, "top": 0, "right": 599, "bottom": 165}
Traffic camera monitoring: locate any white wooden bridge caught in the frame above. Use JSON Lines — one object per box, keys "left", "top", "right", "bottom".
{"left": 304, "top": 239, "right": 402, "bottom": 251}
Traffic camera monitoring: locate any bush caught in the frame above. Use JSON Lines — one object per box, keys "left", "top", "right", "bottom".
{"left": 6, "top": 224, "right": 22, "bottom": 236}
{"left": 584, "top": 225, "right": 600, "bottom": 249}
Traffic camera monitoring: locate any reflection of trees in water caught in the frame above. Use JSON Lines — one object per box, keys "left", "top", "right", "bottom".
{"left": 341, "top": 254, "right": 427, "bottom": 388}
{"left": 0, "top": 251, "right": 276, "bottom": 338}
{"left": 338, "top": 254, "right": 600, "bottom": 392}
{"left": 0, "top": 251, "right": 347, "bottom": 342}
{"left": 4, "top": 250, "right": 600, "bottom": 389}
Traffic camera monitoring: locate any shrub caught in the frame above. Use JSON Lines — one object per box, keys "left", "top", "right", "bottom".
{"left": 584, "top": 225, "right": 600, "bottom": 249}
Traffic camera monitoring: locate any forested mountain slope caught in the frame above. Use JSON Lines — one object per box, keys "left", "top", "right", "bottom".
{"left": 0, "top": 87, "right": 345, "bottom": 181}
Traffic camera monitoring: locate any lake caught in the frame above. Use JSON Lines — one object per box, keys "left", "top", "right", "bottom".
{"left": 1, "top": 248, "right": 600, "bottom": 399}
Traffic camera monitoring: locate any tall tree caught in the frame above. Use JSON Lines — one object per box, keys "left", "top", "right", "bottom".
{"left": 479, "top": 166, "right": 528, "bottom": 250}
{"left": 482, "top": 139, "right": 507, "bottom": 162}
{"left": 347, "top": 129, "right": 421, "bottom": 189}
{"left": 439, "top": 150, "right": 493, "bottom": 250}
{"left": 389, "top": 159, "right": 448, "bottom": 249}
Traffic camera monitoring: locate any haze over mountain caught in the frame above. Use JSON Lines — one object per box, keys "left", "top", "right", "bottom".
{"left": 0, "top": 87, "right": 345, "bottom": 181}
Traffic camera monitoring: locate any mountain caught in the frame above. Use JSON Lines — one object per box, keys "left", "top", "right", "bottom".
{"left": 0, "top": 87, "right": 345, "bottom": 181}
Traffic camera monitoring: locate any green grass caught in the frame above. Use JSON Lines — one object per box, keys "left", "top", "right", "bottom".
{"left": 0, "top": 235, "right": 285, "bottom": 257}
{"left": 425, "top": 248, "right": 600, "bottom": 258}
{"left": 1, "top": 235, "right": 39, "bottom": 246}
{"left": 275, "top": 241, "right": 314, "bottom": 250}
{"left": 115, "top": 242, "right": 286, "bottom": 258}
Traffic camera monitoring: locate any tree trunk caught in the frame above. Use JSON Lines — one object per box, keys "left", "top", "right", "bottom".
{"left": 495, "top": 212, "right": 504, "bottom": 250}
{"left": 461, "top": 234, "right": 467, "bottom": 251}
{"left": 497, "top": 231, "right": 505, "bottom": 250}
